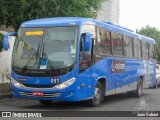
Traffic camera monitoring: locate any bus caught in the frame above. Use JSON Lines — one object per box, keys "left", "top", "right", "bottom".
{"left": 3, "top": 17, "right": 157, "bottom": 107}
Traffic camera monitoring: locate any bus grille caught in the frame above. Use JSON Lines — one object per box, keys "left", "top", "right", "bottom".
{"left": 23, "top": 84, "right": 55, "bottom": 88}
{"left": 19, "top": 91, "right": 61, "bottom": 98}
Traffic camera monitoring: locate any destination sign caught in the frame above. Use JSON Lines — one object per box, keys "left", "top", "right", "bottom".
{"left": 26, "top": 31, "right": 43, "bottom": 36}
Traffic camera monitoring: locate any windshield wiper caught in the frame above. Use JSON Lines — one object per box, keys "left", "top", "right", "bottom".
{"left": 21, "top": 43, "right": 40, "bottom": 71}
{"left": 41, "top": 43, "right": 54, "bottom": 69}
{"left": 21, "top": 53, "right": 38, "bottom": 72}
{"left": 55, "top": 39, "right": 71, "bottom": 46}
{"left": 36, "top": 43, "right": 40, "bottom": 63}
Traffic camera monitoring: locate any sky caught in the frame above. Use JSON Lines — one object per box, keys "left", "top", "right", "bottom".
{"left": 120, "top": 0, "right": 160, "bottom": 31}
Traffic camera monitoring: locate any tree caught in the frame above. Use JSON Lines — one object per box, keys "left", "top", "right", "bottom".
{"left": 136, "top": 25, "right": 160, "bottom": 61}
{"left": 0, "top": 33, "right": 4, "bottom": 51}
{"left": 0, "top": 0, "right": 105, "bottom": 31}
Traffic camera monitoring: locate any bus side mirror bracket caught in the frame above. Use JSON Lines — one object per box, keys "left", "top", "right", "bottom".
{"left": 84, "top": 32, "right": 91, "bottom": 51}
{"left": 3, "top": 32, "right": 17, "bottom": 50}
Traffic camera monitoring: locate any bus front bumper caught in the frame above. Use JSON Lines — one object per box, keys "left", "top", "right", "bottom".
{"left": 11, "top": 84, "right": 78, "bottom": 101}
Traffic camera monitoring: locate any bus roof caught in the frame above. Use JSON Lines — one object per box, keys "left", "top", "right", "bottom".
{"left": 21, "top": 17, "right": 94, "bottom": 27}
{"left": 21, "top": 17, "right": 156, "bottom": 44}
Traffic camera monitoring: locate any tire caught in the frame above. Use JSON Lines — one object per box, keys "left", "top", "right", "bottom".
{"left": 153, "top": 80, "right": 158, "bottom": 89}
{"left": 87, "top": 81, "right": 103, "bottom": 107}
{"left": 39, "top": 100, "right": 52, "bottom": 105}
{"left": 134, "top": 78, "right": 143, "bottom": 98}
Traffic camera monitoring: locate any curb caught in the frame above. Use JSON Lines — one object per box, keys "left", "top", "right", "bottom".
{"left": 0, "top": 83, "right": 12, "bottom": 99}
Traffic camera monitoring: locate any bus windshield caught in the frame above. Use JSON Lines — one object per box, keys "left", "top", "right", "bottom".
{"left": 12, "top": 26, "right": 78, "bottom": 71}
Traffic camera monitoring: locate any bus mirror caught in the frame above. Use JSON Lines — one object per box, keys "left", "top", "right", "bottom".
{"left": 84, "top": 32, "right": 91, "bottom": 51}
{"left": 3, "top": 32, "right": 17, "bottom": 50}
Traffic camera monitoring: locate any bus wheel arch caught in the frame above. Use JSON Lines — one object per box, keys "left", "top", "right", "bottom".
{"left": 87, "top": 78, "right": 106, "bottom": 107}
{"left": 97, "top": 78, "right": 106, "bottom": 102}
{"left": 139, "top": 76, "right": 143, "bottom": 82}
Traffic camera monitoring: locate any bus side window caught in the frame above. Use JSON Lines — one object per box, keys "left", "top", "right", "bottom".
{"left": 133, "top": 39, "right": 141, "bottom": 58}
{"left": 124, "top": 36, "right": 133, "bottom": 58}
{"left": 139, "top": 40, "right": 142, "bottom": 58}
{"left": 142, "top": 41, "right": 145, "bottom": 59}
{"left": 145, "top": 42, "right": 149, "bottom": 59}
{"left": 149, "top": 44, "right": 152, "bottom": 59}
{"left": 149, "top": 44, "right": 156, "bottom": 59}
{"left": 112, "top": 32, "right": 123, "bottom": 56}
{"left": 142, "top": 41, "right": 148, "bottom": 59}
{"left": 96, "top": 28, "right": 111, "bottom": 55}
{"left": 153, "top": 44, "right": 156, "bottom": 59}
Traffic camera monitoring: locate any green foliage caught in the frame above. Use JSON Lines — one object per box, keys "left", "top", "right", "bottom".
{"left": 136, "top": 25, "right": 160, "bottom": 61}
{"left": 0, "top": 33, "right": 4, "bottom": 52}
{"left": 0, "top": 0, "right": 105, "bottom": 31}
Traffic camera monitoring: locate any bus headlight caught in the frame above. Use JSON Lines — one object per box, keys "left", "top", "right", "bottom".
{"left": 11, "top": 77, "right": 25, "bottom": 87}
{"left": 54, "top": 77, "right": 75, "bottom": 89}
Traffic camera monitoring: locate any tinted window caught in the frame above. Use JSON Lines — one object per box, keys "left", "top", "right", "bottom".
{"left": 124, "top": 36, "right": 133, "bottom": 57}
{"left": 139, "top": 40, "right": 142, "bottom": 58}
{"left": 149, "top": 44, "right": 156, "bottom": 59}
{"left": 133, "top": 39, "right": 141, "bottom": 58}
{"left": 142, "top": 41, "right": 148, "bottom": 59}
{"left": 145, "top": 42, "right": 149, "bottom": 59}
{"left": 142, "top": 41, "right": 145, "bottom": 59}
{"left": 96, "top": 28, "right": 111, "bottom": 55}
{"left": 112, "top": 32, "right": 123, "bottom": 56}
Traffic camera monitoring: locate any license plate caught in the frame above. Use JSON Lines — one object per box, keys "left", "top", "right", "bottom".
{"left": 32, "top": 92, "right": 44, "bottom": 96}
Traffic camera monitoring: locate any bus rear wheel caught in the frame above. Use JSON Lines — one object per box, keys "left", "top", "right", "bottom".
{"left": 135, "top": 78, "right": 143, "bottom": 98}
{"left": 39, "top": 100, "right": 52, "bottom": 105}
{"left": 153, "top": 80, "right": 158, "bottom": 89}
{"left": 127, "top": 78, "right": 143, "bottom": 98}
{"left": 87, "top": 81, "right": 102, "bottom": 107}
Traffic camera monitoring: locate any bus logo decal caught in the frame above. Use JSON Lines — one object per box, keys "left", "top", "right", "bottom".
{"left": 111, "top": 60, "right": 125, "bottom": 73}
{"left": 35, "top": 79, "right": 40, "bottom": 84}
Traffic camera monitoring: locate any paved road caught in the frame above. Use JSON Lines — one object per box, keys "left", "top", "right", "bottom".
{"left": 0, "top": 88, "right": 160, "bottom": 120}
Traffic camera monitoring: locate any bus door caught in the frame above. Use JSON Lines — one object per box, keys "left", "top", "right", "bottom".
{"left": 77, "top": 25, "right": 96, "bottom": 99}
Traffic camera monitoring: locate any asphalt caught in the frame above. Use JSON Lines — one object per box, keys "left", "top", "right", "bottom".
{"left": 0, "top": 88, "right": 159, "bottom": 120}
{"left": 0, "top": 83, "right": 11, "bottom": 98}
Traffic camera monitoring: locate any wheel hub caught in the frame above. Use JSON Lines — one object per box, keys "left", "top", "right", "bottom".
{"left": 94, "top": 88, "right": 101, "bottom": 103}
{"left": 139, "top": 82, "right": 142, "bottom": 95}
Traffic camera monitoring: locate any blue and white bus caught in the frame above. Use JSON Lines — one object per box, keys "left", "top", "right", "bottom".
{"left": 4, "top": 17, "right": 156, "bottom": 106}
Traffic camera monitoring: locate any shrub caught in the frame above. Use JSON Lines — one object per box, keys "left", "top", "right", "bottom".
{"left": 0, "top": 33, "right": 4, "bottom": 52}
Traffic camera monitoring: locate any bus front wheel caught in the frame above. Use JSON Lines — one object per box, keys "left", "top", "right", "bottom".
{"left": 87, "top": 81, "right": 103, "bottom": 107}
